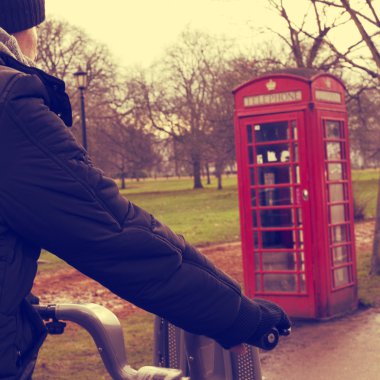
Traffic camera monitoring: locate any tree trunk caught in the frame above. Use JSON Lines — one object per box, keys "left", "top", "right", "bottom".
{"left": 120, "top": 175, "right": 126, "bottom": 190}
{"left": 371, "top": 171, "right": 380, "bottom": 274}
{"left": 174, "top": 154, "right": 180, "bottom": 178}
{"left": 216, "top": 172, "right": 223, "bottom": 190}
{"left": 193, "top": 159, "right": 203, "bottom": 189}
{"left": 173, "top": 139, "right": 181, "bottom": 178}
{"left": 215, "top": 162, "right": 224, "bottom": 190}
{"left": 206, "top": 163, "right": 211, "bottom": 185}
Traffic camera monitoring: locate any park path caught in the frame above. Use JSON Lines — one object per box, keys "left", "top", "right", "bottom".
{"left": 260, "top": 306, "right": 380, "bottom": 380}
{"left": 33, "top": 220, "right": 380, "bottom": 380}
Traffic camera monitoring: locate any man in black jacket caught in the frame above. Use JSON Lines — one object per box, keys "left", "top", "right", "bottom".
{"left": 0, "top": 0, "right": 290, "bottom": 378}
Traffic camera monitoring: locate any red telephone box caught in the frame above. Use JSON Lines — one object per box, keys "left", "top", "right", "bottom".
{"left": 233, "top": 69, "right": 358, "bottom": 319}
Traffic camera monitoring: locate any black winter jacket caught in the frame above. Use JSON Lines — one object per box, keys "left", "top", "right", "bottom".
{"left": 0, "top": 52, "right": 261, "bottom": 378}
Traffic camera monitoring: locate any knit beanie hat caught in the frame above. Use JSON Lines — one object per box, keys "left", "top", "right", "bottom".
{"left": 0, "top": 0, "right": 45, "bottom": 34}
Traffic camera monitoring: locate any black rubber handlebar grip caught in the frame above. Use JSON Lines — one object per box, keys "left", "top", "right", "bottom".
{"left": 259, "top": 328, "right": 279, "bottom": 350}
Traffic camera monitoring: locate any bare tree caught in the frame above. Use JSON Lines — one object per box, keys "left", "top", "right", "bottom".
{"left": 313, "top": 0, "right": 380, "bottom": 79}
{"left": 95, "top": 119, "right": 160, "bottom": 187}
{"left": 133, "top": 30, "right": 233, "bottom": 189}
{"left": 37, "top": 19, "right": 85, "bottom": 80}
{"left": 268, "top": 0, "right": 380, "bottom": 273}
{"left": 37, "top": 18, "right": 121, "bottom": 153}
{"left": 346, "top": 82, "right": 380, "bottom": 169}
{"left": 88, "top": 70, "right": 162, "bottom": 186}
{"left": 206, "top": 49, "right": 286, "bottom": 190}
{"left": 267, "top": 0, "right": 348, "bottom": 70}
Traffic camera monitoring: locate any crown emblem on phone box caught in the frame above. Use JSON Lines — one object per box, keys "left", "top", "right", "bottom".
{"left": 266, "top": 79, "right": 276, "bottom": 91}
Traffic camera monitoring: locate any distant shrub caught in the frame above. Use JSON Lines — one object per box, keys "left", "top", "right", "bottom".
{"left": 354, "top": 195, "right": 369, "bottom": 221}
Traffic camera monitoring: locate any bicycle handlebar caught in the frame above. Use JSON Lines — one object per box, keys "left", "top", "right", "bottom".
{"left": 34, "top": 303, "right": 188, "bottom": 380}
{"left": 33, "top": 304, "right": 56, "bottom": 320}
{"left": 34, "top": 303, "right": 289, "bottom": 378}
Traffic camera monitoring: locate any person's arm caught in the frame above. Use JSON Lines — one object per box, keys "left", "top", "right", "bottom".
{"left": 0, "top": 73, "right": 290, "bottom": 349}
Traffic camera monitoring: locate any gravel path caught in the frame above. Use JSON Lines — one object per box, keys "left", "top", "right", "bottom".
{"left": 260, "top": 306, "right": 380, "bottom": 380}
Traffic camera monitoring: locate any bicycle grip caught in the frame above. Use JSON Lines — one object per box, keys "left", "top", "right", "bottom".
{"left": 259, "top": 328, "right": 279, "bottom": 350}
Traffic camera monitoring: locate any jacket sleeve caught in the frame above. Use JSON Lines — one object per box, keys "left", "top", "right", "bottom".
{"left": 0, "top": 73, "right": 261, "bottom": 348}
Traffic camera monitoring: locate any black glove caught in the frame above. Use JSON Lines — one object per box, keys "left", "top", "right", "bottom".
{"left": 246, "top": 298, "right": 291, "bottom": 348}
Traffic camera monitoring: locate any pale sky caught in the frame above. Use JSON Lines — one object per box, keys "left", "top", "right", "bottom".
{"left": 45, "top": 0, "right": 372, "bottom": 69}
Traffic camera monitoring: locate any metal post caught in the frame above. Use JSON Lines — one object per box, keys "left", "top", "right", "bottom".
{"left": 79, "top": 88, "right": 88, "bottom": 151}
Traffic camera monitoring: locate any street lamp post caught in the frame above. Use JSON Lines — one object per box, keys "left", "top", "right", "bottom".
{"left": 74, "top": 68, "right": 88, "bottom": 151}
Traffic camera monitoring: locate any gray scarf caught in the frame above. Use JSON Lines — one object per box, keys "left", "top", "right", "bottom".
{"left": 0, "top": 27, "right": 35, "bottom": 66}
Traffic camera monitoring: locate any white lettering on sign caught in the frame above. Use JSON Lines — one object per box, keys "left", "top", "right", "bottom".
{"left": 244, "top": 91, "right": 302, "bottom": 107}
{"left": 315, "top": 90, "right": 341, "bottom": 103}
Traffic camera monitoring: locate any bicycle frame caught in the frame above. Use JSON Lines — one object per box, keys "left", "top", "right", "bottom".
{"left": 154, "top": 317, "right": 262, "bottom": 380}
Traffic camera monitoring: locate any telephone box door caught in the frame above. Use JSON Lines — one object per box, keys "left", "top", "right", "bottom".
{"left": 318, "top": 110, "right": 357, "bottom": 315}
{"left": 239, "top": 111, "right": 316, "bottom": 317}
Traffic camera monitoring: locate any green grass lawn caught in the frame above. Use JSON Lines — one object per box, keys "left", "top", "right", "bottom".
{"left": 351, "top": 168, "right": 379, "bottom": 182}
{"left": 357, "top": 250, "right": 380, "bottom": 307}
{"left": 34, "top": 171, "right": 380, "bottom": 379}
{"left": 120, "top": 175, "right": 240, "bottom": 246}
{"left": 352, "top": 169, "right": 379, "bottom": 218}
